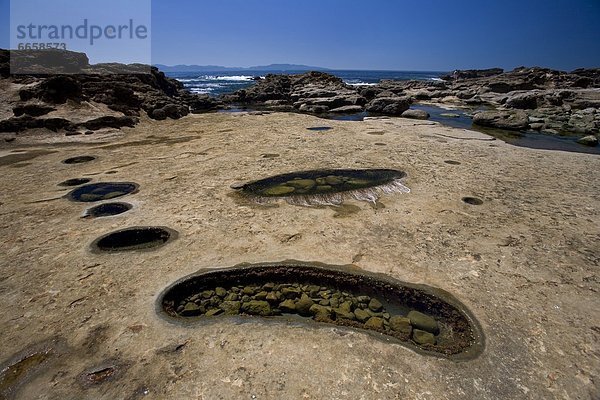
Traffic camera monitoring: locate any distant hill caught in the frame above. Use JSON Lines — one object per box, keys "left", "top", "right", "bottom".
{"left": 154, "top": 63, "right": 330, "bottom": 72}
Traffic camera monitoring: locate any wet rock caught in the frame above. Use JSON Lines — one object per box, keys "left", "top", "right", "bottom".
{"left": 242, "top": 286, "right": 256, "bottom": 295}
{"left": 224, "top": 293, "right": 239, "bottom": 301}
{"left": 440, "top": 113, "right": 460, "bottom": 118}
{"left": 201, "top": 290, "right": 215, "bottom": 299}
{"left": 241, "top": 300, "right": 272, "bottom": 316}
{"left": 354, "top": 308, "right": 371, "bottom": 323}
{"left": 333, "top": 308, "right": 355, "bottom": 321}
{"left": 309, "top": 304, "right": 332, "bottom": 320}
{"left": 215, "top": 287, "right": 227, "bottom": 297}
{"left": 219, "top": 301, "right": 241, "bottom": 315}
{"left": 266, "top": 292, "right": 279, "bottom": 303}
{"left": 368, "top": 298, "right": 383, "bottom": 312}
{"left": 473, "top": 110, "right": 529, "bottom": 131}
{"left": 262, "top": 282, "right": 276, "bottom": 291}
{"left": 286, "top": 179, "right": 316, "bottom": 190}
{"left": 295, "top": 294, "right": 315, "bottom": 316}
{"left": 205, "top": 308, "right": 223, "bottom": 317}
{"left": 181, "top": 302, "right": 202, "bottom": 316}
{"left": 263, "top": 185, "right": 295, "bottom": 196}
{"left": 279, "top": 299, "right": 297, "bottom": 313}
{"left": 413, "top": 329, "right": 436, "bottom": 345}
{"left": 389, "top": 316, "right": 412, "bottom": 334}
{"left": 577, "top": 135, "right": 598, "bottom": 146}
{"left": 408, "top": 311, "right": 439, "bottom": 334}
{"left": 401, "top": 109, "right": 430, "bottom": 119}
{"left": 254, "top": 291, "right": 268, "bottom": 300}
{"left": 281, "top": 287, "right": 301, "bottom": 299}
{"left": 364, "top": 317, "right": 384, "bottom": 330}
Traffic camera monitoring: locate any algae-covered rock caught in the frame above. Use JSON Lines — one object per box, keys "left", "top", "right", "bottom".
{"left": 286, "top": 179, "right": 316, "bottom": 190}
{"left": 181, "top": 302, "right": 202, "bottom": 316}
{"left": 281, "top": 287, "right": 301, "bottom": 299}
{"left": 368, "top": 298, "right": 383, "bottom": 312}
{"left": 263, "top": 185, "right": 295, "bottom": 196}
{"left": 215, "top": 287, "right": 227, "bottom": 297}
{"left": 254, "top": 291, "right": 268, "bottom": 300}
{"left": 315, "top": 185, "right": 332, "bottom": 192}
{"left": 201, "top": 290, "right": 215, "bottom": 299}
{"left": 79, "top": 193, "right": 101, "bottom": 201}
{"left": 265, "top": 292, "right": 279, "bottom": 303}
{"left": 309, "top": 304, "right": 332, "bottom": 320}
{"left": 364, "top": 317, "right": 384, "bottom": 330}
{"left": 413, "top": 329, "right": 436, "bottom": 345}
{"left": 224, "top": 293, "right": 239, "bottom": 301}
{"left": 408, "top": 310, "right": 439, "bottom": 334}
{"left": 279, "top": 299, "right": 297, "bottom": 313}
{"left": 333, "top": 308, "right": 355, "bottom": 321}
{"left": 219, "top": 301, "right": 241, "bottom": 315}
{"left": 241, "top": 300, "right": 272, "bottom": 316}
{"left": 325, "top": 175, "right": 344, "bottom": 185}
{"left": 389, "top": 316, "right": 412, "bottom": 334}
{"left": 205, "top": 308, "right": 224, "bottom": 317}
{"left": 103, "top": 191, "right": 125, "bottom": 199}
{"left": 354, "top": 308, "right": 371, "bottom": 323}
{"left": 296, "top": 294, "right": 315, "bottom": 316}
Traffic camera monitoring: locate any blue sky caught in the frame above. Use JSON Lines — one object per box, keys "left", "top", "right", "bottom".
{"left": 1, "top": 0, "right": 599, "bottom": 70}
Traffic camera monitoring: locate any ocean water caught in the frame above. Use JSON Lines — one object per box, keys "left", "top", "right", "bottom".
{"left": 166, "top": 70, "right": 446, "bottom": 96}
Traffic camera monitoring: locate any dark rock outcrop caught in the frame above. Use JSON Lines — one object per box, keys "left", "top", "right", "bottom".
{"left": 473, "top": 110, "right": 529, "bottom": 131}
{"left": 220, "top": 71, "right": 367, "bottom": 115}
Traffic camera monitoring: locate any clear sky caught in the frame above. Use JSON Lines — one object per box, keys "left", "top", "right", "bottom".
{"left": 1, "top": 0, "right": 599, "bottom": 71}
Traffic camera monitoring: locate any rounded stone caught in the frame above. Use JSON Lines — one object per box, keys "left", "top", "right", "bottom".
{"left": 408, "top": 311, "right": 439, "bottom": 334}
{"left": 413, "top": 329, "right": 436, "bottom": 345}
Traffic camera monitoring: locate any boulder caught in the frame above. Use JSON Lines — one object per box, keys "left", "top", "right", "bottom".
{"left": 407, "top": 311, "right": 439, "bottom": 334}
{"left": 413, "top": 329, "right": 436, "bottom": 345}
{"left": 473, "top": 110, "right": 529, "bottom": 130}
{"left": 389, "top": 316, "right": 412, "bottom": 334}
{"left": 241, "top": 300, "right": 272, "bottom": 316}
{"left": 576, "top": 135, "right": 598, "bottom": 146}
{"left": 366, "top": 96, "right": 411, "bottom": 115}
{"left": 401, "top": 109, "right": 430, "bottom": 120}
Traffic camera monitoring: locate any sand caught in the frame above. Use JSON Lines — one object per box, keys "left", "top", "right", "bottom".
{"left": 0, "top": 112, "right": 598, "bottom": 399}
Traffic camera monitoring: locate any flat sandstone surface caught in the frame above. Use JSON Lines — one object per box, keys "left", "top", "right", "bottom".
{"left": 0, "top": 112, "right": 598, "bottom": 399}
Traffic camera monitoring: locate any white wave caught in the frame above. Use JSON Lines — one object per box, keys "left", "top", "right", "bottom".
{"left": 188, "top": 87, "right": 215, "bottom": 94}
{"left": 430, "top": 77, "right": 444, "bottom": 81}
{"left": 186, "top": 83, "right": 224, "bottom": 88}
{"left": 203, "top": 75, "right": 257, "bottom": 81}
{"left": 348, "top": 82, "right": 377, "bottom": 86}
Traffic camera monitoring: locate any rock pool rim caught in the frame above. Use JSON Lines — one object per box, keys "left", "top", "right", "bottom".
{"left": 90, "top": 226, "right": 178, "bottom": 254}
{"left": 462, "top": 197, "right": 484, "bottom": 205}
{"left": 62, "top": 156, "right": 96, "bottom": 164}
{"left": 65, "top": 182, "right": 140, "bottom": 203}
{"left": 231, "top": 168, "right": 409, "bottom": 206}
{"left": 58, "top": 178, "right": 92, "bottom": 187}
{"left": 83, "top": 202, "right": 133, "bottom": 218}
{"left": 156, "top": 261, "right": 485, "bottom": 361}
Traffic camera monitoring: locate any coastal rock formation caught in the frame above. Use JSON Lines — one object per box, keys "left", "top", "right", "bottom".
{"left": 473, "top": 110, "right": 530, "bottom": 131}
{"left": 220, "top": 71, "right": 367, "bottom": 115}
{"left": 0, "top": 49, "right": 210, "bottom": 137}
